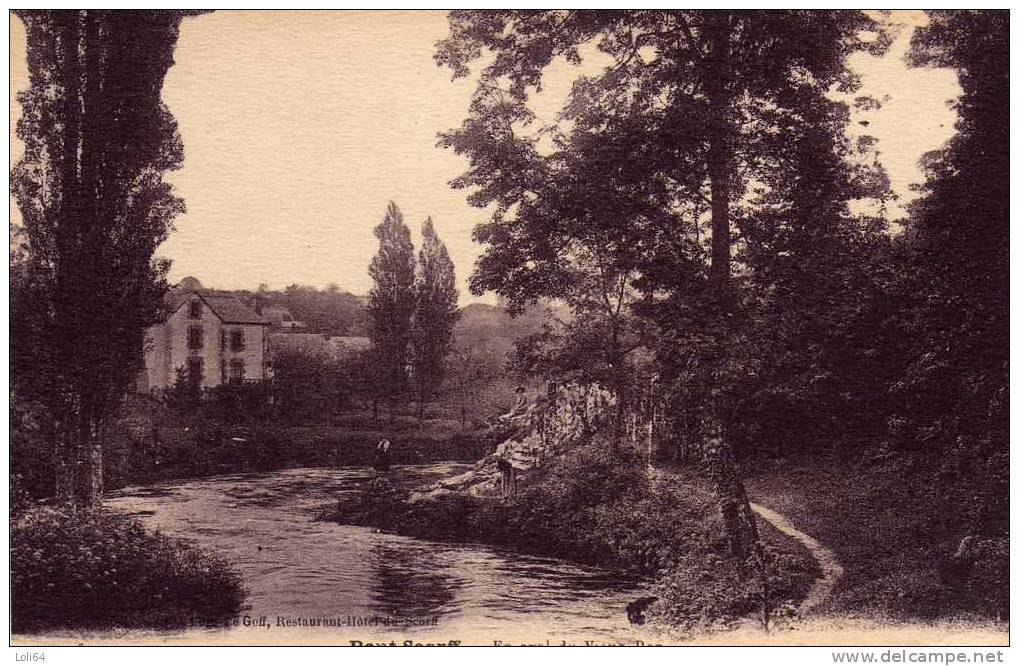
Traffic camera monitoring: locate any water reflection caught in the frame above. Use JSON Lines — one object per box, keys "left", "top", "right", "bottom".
{"left": 368, "top": 540, "right": 465, "bottom": 619}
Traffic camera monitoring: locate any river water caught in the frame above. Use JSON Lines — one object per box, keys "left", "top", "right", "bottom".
{"left": 105, "top": 465, "right": 657, "bottom": 646}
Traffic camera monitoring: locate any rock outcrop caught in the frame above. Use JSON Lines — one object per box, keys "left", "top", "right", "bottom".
{"left": 409, "top": 381, "right": 621, "bottom": 502}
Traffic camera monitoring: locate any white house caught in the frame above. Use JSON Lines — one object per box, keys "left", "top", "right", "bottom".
{"left": 139, "top": 277, "right": 270, "bottom": 391}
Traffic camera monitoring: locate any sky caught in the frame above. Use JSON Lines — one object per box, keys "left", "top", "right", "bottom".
{"left": 9, "top": 10, "right": 960, "bottom": 303}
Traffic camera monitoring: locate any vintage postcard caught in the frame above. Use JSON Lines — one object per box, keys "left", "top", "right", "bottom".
{"left": 8, "top": 8, "right": 1009, "bottom": 654}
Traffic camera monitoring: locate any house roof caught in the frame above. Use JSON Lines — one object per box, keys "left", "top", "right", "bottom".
{"left": 201, "top": 293, "right": 270, "bottom": 325}
{"left": 168, "top": 289, "right": 269, "bottom": 325}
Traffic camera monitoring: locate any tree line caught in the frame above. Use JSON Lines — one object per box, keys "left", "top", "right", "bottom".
{"left": 435, "top": 10, "right": 1007, "bottom": 572}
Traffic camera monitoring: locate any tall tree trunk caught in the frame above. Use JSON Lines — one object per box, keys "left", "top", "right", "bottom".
{"left": 52, "top": 12, "right": 88, "bottom": 510}
{"left": 79, "top": 420, "right": 104, "bottom": 512}
{"left": 49, "top": 12, "right": 107, "bottom": 513}
{"left": 701, "top": 13, "right": 767, "bottom": 582}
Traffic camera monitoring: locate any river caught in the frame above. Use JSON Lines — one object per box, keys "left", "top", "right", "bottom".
{"left": 105, "top": 465, "right": 657, "bottom": 646}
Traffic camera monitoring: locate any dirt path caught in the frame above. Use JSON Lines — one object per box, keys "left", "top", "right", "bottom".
{"left": 652, "top": 468, "right": 843, "bottom": 612}
{"left": 750, "top": 501, "right": 843, "bottom": 613}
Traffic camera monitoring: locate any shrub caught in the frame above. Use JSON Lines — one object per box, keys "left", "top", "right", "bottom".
{"left": 10, "top": 474, "right": 33, "bottom": 522}
{"left": 12, "top": 505, "right": 245, "bottom": 633}
{"left": 10, "top": 395, "right": 55, "bottom": 499}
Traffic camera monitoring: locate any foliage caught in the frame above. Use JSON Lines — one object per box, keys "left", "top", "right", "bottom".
{"left": 270, "top": 347, "right": 346, "bottom": 423}
{"left": 894, "top": 10, "right": 1008, "bottom": 536}
{"left": 10, "top": 475, "right": 34, "bottom": 523}
{"left": 11, "top": 505, "right": 244, "bottom": 632}
{"left": 445, "top": 344, "right": 505, "bottom": 426}
{"left": 367, "top": 201, "right": 417, "bottom": 397}
{"left": 10, "top": 10, "right": 196, "bottom": 509}
{"left": 448, "top": 302, "right": 558, "bottom": 421}
{"left": 435, "top": 9, "right": 891, "bottom": 561}
{"left": 253, "top": 283, "right": 369, "bottom": 336}
{"left": 412, "top": 217, "right": 461, "bottom": 406}
{"left": 10, "top": 392, "right": 56, "bottom": 500}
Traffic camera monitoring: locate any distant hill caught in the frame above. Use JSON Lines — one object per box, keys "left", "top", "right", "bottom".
{"left": 454, "top": 301, "right": 560, "bottom": 365}
{"left": 229, "top": 282, "right": 555, "bottom": 363}
{"left": 227, "top": 284, "right": 370, "bottom": 337}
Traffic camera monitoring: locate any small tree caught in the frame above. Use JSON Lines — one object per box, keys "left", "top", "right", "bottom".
{"left": 270, "top": 348, "right": 341, "bottom": 424}
{"left": 446, "top": 344, "right": 500, "bottom": 427}
{"left": 412, "top": 217, "right": 460, "bottom": 414}
{"left": 366, "top": 202, "right": 417, "bottom": 402}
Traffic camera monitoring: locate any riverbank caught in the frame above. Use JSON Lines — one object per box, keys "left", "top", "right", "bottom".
{"left": 328, "top": 440, "right": 821, "bottom": 633}
{"left": 97, "top": 405, "right": 498, "bottom": 493}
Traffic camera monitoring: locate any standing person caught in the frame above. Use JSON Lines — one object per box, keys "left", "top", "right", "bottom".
{"left": 374, "top": 438, "right": 391, "bottom": 474}
{"left": 496, "top": 456, "right": 516, "bottom": 497}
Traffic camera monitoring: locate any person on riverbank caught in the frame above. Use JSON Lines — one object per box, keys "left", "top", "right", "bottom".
{"left": 374, "top": 439, "right": 391, "bottom": 474}
{"left": 496, "top": 456, "right": 516, "bottom": 497}
{"left": 498, "top": 386, "right": 529, "bottom": 424}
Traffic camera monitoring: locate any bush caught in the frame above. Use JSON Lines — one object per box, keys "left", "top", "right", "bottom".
{"left": 10, "top": 474, "right": 33, "bottom": 522}
{"left": 12, "top": 505, "right": 245, "bottom": 633}
{"left": 10, "top": 395, "right": 55, "bottom": 499}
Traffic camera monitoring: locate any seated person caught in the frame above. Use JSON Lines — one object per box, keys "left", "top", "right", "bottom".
{"left": 498, "top": 386, "right": 529, "bottom": 423}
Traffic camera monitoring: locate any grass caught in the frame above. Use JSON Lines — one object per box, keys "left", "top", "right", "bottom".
{"left": 744, "top": 453, "right": 1008, "bottom": 621}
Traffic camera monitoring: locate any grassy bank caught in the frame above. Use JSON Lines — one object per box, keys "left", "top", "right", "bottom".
{"left": 745, "top": 453, "right": 1008, "bottom": 621}
{"left": 11, "top": 489, "right": 244, "bottom": 633}
{"left": 329, "top": 437, "right": 819, "bottom": 633}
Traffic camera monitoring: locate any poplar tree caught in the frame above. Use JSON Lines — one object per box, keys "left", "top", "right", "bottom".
{"left": 412, "top": 217, "right": 460, "bottom": 411}
{"left": 11, "top": 10, "right": 198, "bottom": 510}
{"left": 366, "top": 202, "right": 417, "bottom": 398}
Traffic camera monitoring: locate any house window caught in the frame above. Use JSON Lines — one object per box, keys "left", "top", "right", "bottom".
{"left": 189, "top": 299, "right": 202, "bottom": 319}
{"left": 229, "top": 359, "right": 245, "bottom": 382}
{"left": 187, "top": 358, "right": 203, "bottom": 385}
{"left": 188, "top": 325, "right": 203, "bottom": 350}
{"left": 230, "top": 329, "right": 245, "bottom": 352}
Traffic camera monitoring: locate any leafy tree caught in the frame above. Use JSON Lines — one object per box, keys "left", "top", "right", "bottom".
{"left": 366, "top": 202, "right": 417, "bottom": 398}
{"left": 270, "top": 348, "right": 343, "bottom": 424}
{"left": 412, "top": 217, "right": 460, "bottom": 411}
{"left": 898, "top": 11, "right": 1008, "bottom": 536}
{"left": 10, "top": 10, "right": 197, "bottom": 510}
{"left": 436, "top": 10, "right": 887, "bottom": 564}
{"left": 446, "top": 345, "right": 501, "bottom": 426}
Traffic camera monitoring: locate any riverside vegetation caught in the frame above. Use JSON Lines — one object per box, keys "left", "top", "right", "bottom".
{"left": 331, "top": 435, "right": 820, "bottom": 633}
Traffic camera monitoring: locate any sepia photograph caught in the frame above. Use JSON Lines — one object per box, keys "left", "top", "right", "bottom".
{"left": 7, "top": 7, "right": 1010, "bottom": 654}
